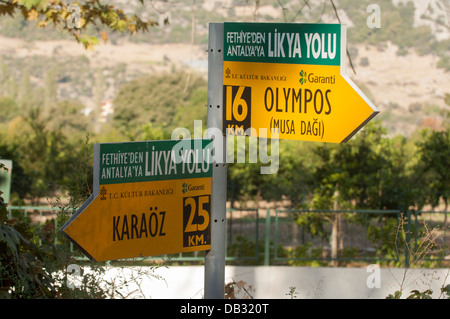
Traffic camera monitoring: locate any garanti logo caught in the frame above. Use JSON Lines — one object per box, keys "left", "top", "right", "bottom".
{"left": 299, "top": 70, "right": 336, "bottom": 85}
{"left": 182, "top": 182, "right": 205, "bottom": 194}
{"left": 299, "top": 70, "right": 307, "bottom": 85}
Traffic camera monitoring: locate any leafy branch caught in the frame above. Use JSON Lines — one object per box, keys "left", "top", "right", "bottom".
{"left": 0, "top": 0, "right": 160, "bottom": 49}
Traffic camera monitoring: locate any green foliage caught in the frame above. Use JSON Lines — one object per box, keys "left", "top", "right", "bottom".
{"left": 286, "top": 243, "right": 327, "bottom": 267}
{"left": 173, "top": 87, "right": 208, "bottom": 129}
{"left": 47, "top": 99, "right": 92, "bottom": 135}
{"left": 0, "top": 97, "right": 20, "bottom": 123}
{"left": 367, "top": 216, "right": 400, "bottom": 260}
{"left": 261, "top": 140, "right": 315, "bottom": 205}
{"left": 295, "top": 212, "right": 329, "bottom": 239}
{"left": 312, "top": 121, "right": 390, "bottom": 209}
{"left": 1, "top": 134, "right": 162, "bottom": 299}
{"left": 339, "top": 0, "right": 449, "bottom": 71}
{"left": 414, "top": 129, "right": 450, "bottom": 210}
{"left": 378, "top": 135, "right": 420, "bottom": 211}
{"left": 227, "top": 138, "right": 315, "bottom": 206}
{"left": 341, "top": 0, "right": 426, "bottom": 47}
{"left": 112, "top": 71, "right": 207, "bottom": 137}
{"left": 62, "top": 135, "right": 94, "bottom": 207}
{"left": 386, "top": 290, "right": 402, "bottom": 299}
{"left": 387, "top": 287, "right": 450, "bottom": 299}
{"left": 0, "top": 103, "right": 94, "bottom": 201}
{"left": 11, "top": 109, "right": 76, "bottom": 198}
{"left": 227, "top": 147, "right": 266, "bottom": 204}
{"left": 0, "top": 0, "right": 159, "bottom": 50}
{"left": 0, "top": 0, "right": 449, "bottom": 286}
{"left": 406, "top": 289, "right": 433, "bottom": 299}
{"left": 227, "top": 235, "right": 260, "bottom": 265}
{"left": 442, "top": 284, "right": 450, "bottom": 298}
{"left": 285, "top": 286, "right": 299, "bottom": 299}
{"left": 0, "top": 199, "right": 58, "bottom": 298}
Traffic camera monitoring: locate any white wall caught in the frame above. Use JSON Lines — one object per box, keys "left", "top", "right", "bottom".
{"left": 86, "top": 265, "right": 450, "bottom": 299}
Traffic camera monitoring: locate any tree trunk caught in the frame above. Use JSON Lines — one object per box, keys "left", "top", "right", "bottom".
{"left": 331, "top": 189, "right": 339, "bottom": 267}
{"left": 338, "top": 213, "right": 344, "bottom": 251}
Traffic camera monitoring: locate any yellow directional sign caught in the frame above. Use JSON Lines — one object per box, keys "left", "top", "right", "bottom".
{"left": 60, "top": 139, "right": 213, "bottom": 262}
{"left": 223, "top": 23, "right": 379, "bottom": 143}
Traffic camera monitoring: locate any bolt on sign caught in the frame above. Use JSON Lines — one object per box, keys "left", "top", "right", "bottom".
{"left": 60, "top": 139, "right": 213, "bottom": 262}
{"left": 223, "top": 22, "right": 379, "bottom": 143}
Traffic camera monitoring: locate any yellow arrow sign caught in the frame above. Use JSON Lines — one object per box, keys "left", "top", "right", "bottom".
{"left": 60, "top": 139, "right": 213, "bottom": 262}
{"left": 62, "top": 178, "right": 212, "bottom": 262}
{"left": 223, "top": 23, "right": 379, "bottom": 143}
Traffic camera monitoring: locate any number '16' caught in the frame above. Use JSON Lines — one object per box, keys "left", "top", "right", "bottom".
{"left": 226, "top": 86, "right": 248, "bottom": 122}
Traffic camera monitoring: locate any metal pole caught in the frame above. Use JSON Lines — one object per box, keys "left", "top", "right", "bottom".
{"left": 204, "top": 22, "right": 227, "bottom": 299}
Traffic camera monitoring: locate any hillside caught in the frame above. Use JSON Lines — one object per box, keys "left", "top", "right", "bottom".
{"left": 0, "top": 0, "right": 448, "bottom": 137}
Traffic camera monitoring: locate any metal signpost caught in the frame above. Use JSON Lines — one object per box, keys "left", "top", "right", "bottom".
{"left": 204, "top": 22, "right": 228, "bottom": 299}
{"left": 203, "top": 22, "right": 379, "bottom": 299}
{"left": 61, "top": 139, "right": 213, "bottom": 262}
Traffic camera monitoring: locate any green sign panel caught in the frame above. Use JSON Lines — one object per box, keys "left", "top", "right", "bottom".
{"left": 224, "top": 22, "right": 341, "bottom": 66}
{"left": 99, "top": 139, "right": 213, "bottom": 185}
{"left": 0, "top": 159, "right": 12, "bottom": 204}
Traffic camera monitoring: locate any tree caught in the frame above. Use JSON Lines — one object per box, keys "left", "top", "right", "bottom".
{"left": 0, "top": 0, "right": 169, "bottom": 299}
{"left": 306, "top": 121, "right": 394, "bottom": 265}
{"left": 93, "top": 67, "right": 105, "bottom": 133}
{"left": 0, "top": 130, "right": 33, "bottom": 199}
{"left": 112, "top": 71, "right": 207, "bottom": 137}
{"left": 0, "top": 96, "right": 19, "bottom": 124}
{"left": 0, "top": 58, "right": 13, "bottom": 97}
{"left": 17, "top": 67, "right": 31, "bottom": 104}
{"left": 0, "top": 0, "right": 160, "bottom": 49}
{"left": 249, "top": 139, "right": 315, "bottom": 207}
{"left": 312, "top": 121, "right": 390, "bottom": 210}
{"left": 4, "top": 108, "right": 80, "bottom": 201}
{"left": 415, "top": 129, "right": 450, "bottom": 211}
{"left": 47, "top": 99, "right": 92, "bottom": 136}
{"left": 0, "top": 199, "right": 58, "bottom": 298}
{"left": 378, "top": 134, "right": 419, "bottom": 212}
{"left": 43, "top": 67, "right": 57, "bottom": 115}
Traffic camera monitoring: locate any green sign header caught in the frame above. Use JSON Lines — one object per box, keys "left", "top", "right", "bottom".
{"left": 224, "top": 22, "right": 341, "bottom": 66}
{"left": 98, "top": 139, "right": 213, "bottom": 185}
